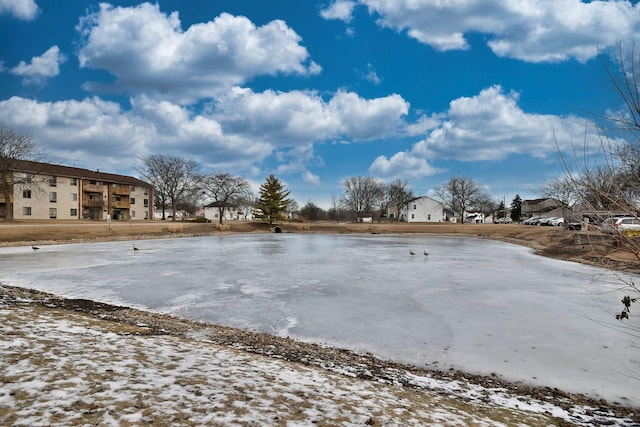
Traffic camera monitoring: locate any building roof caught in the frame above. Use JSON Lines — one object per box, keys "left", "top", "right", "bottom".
{"left": 12, "top": 160, "right": 151, "bottom": 187}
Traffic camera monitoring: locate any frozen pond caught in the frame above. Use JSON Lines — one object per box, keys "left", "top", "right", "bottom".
{"left": 0, "top": 233, "right": 638, "bottom": 405}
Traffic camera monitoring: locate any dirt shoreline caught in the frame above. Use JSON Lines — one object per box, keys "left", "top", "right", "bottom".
{"left": 2, "top": 220, "right": 640, "bottom": 424}
{"left": 2, "top": 284, "right": 639, "bottom": 424}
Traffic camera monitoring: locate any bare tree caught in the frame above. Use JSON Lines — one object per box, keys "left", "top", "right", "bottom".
{"left": 434, "top": 175, "right": 486, "bottom": 223}
{"left": 137, "top": 154, "right": 203, "bottom": 221}
{"left": 559, "top": 43, "right": 640, "bottom": 327}
{"left": 235, "top": 194, "right": 255, "bottom": 221}
{"left": 386, "top": 179, "right": 414, "bottom": 222}
{"left": 203, "top": 173, "right": 251, "bottom": 224}
{"left": 0, "top": 126, "right": 44, "bottom": 221}
{"left": 299, "top": 202, "right": 326, "bottom": 221}
{"left": 341, "top": 176, "right": 383, "bottom": 222}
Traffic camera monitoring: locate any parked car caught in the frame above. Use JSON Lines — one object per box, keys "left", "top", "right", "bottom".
{"left": 548, "top": 217, "right": 565, "bottom": 227}
{"left": 522, "top": 216, "right": 541, "bottom": 225}
{"left": 496, "top": 217, "right": 513, "bottom": 224}
{"left": 600, "top": 217, "right": 640, "bottom": 234}
{"left": 537, "top": 217, "right": 555, "bottom": 226}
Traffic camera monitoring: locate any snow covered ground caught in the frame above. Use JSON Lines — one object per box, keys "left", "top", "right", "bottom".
{"left": 0, "top": 233, "right": 638, "bottom": 409}
{"left": 2, "top": 300, "right": 638, "bottom": 426}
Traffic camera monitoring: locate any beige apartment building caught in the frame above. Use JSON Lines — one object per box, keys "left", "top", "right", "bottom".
{"left": 0, "top": 160, "right": 153, "bottom": 221}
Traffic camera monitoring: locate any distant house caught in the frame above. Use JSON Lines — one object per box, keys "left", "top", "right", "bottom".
{"left": 204, "top": 201, "right": 253, "bottom": 222}
{"left": 522, "top": 198, "right": 563, "bottom": 218}
{"left": 465, "top": 212, "right": 485, "bottom": 223}
{"left": 390, "top": 196, "right": 445, "bottom": 222}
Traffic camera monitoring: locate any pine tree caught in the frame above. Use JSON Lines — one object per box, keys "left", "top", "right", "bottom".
{"left": 254, "top": 175, "right": 291, "bottom": 225}
{"left": 510, "top": 194, "right": 523, "bottom": 222}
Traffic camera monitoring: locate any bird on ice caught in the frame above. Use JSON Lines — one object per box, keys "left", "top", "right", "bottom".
{"left": 409, "top": 250, "right": 416, "bottom": 256}
{"left": 424, "top": 250, "right": 429, "bottom": 256}
{"left": 32, "top": 246, "right": 39, "bottom": 252}
{"left": 133, "top": 244, "right": 139, "bottom": 251}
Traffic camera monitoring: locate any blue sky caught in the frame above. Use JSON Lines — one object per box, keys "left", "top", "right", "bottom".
{"left": 0, "top": 0, "right": 638, "bottom": 209}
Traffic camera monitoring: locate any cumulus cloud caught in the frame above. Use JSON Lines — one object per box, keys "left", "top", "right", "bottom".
{"left": 0, "top": 87, "right": 410, "bottom": 179}
{"left": 412, "top": 85, "right": 589, "bottom": 160}
{"left": 369, "top": 152, "right": 441, "bottom": 180}
{"left": 212, "top": 87, "right": 409, "bottom": 144}
{"left": 369, "top": 85, "right": 596, "bottom": 179}
{"left": 0, "top": 0, "right": 38, "bottom": 20}
{"left": 9, "top": 46, "right": 67, "bottom": 85}
{"left": 0, "top": 96, "right": 272, "bottom": 174}
{"left": 325, "top": 0, "right": 640, "bottom": 63}
{"left": 76, "top": 3, "right": 320, "bottom": 103}
{"left": 320, "top": 0, "right": 357, "bottom": 22}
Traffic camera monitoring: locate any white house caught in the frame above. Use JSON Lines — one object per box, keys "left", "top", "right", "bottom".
{"left": 204, "top": 201, "right": 253, "bottom": 222}
{"left": 465, "top": 212, "right": 485, "bottom": 223}
{"left": 392, "top": 196, "right": 445, "bottom": 222}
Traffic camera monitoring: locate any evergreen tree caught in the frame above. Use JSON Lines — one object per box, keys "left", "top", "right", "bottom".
{"left": 254, "top": 174, "right": 291, "bottom": 224}
{"left": 510, "top": 194, "right": 523, "bottom": 222}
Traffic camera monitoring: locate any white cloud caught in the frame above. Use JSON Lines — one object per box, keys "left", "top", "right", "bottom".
{"left": 0, "top": 0, "right": 38, "bottom": 20}
{"left": 327, "top": 90, "right": 409, "bottom": 139}
{"left": 76, "top": 3, "right": 320, "bottom": 103}
{"left": 320, "top": 0, "right": 357, "bottom": 23}
{"left": 0, "top": 96, "right": 272, "bottom": 174}
{"left": 369, "top": 152, "right": 441, "bottom": 180}
{"left": 212, "top": 87, "right": 409, "bottom": 144}
{"left": 336, "top": 0, "right": 640, "bottom": 63}
{"left": 412, "top": 85, "right": 590, "bottom": 161}
{"left": 9, "top": 46, "right": 67, "bottom": 85}
{"left": 302, "top": 171, "right": 321, "bottom": 185}
{"left": 0, "top": 87, "right": 409, "bottom": 178}
{"left": 370, "top": 85, "right": 599, "bottom": 179}
{"left": 363, "top": 63, "right": 381, "bottom": 85}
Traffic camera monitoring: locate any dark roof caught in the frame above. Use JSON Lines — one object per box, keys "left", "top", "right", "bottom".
{"left": 12, "top": 160, "right": 151, "bottom": 187}
{"left": 206, "top": 201, "right": 237, "bottom": 208}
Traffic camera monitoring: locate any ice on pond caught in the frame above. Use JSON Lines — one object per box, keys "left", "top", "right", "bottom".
{"left": 0, "top": 233, "right": 637, "bottom": 405}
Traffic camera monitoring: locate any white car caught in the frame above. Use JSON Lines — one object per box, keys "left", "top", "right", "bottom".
{"left": 600, "top": 217, "right": 640, "bottom": 234}
{"left": 523, "top": 216, "right": 541, "bottom": 225}
{"left": 548, "top": 217, "right": 565, "bottom": 227}
{"left": 496, "top": 217, "right": 513, "bottom": 224}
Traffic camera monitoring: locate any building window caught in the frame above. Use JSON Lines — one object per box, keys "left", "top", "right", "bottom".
{"left": 411, "top": 214, "right": 415, "bottom": 219}
{"left": 22, "top": 189, "right": 31, "bottom": 198}
{"left": 144, "top": 188, "right": 149, "bottom": 195}
{"left": 49, "top": 192, "right": 57, "bottom": 203}
{"left": 70, "top": 208, "right": 77, "bottom": 217}
{"left": 23, "top": 207, "right": 31, "bottom": 216}
{"left": 428, "top": 214, "right": 431, "bottom": 220}
{"left": 49, "top": 208, "right": 57, "bottom": 219}
{"left": 112, "top": 195, "right": 121, "bottom": 202}
{"left": 49, "top": 176, "right": 57, "bottom": 186}
{"left": 413, "top": 204, "right": 417, "bottom": 209}
{"left": 131, "top": 210, "right": 136, "bottom": 218}
{"left": 130, "top": 185, "right": 136, "bottom": 191}
{"left": 70, "top": 193, "right": 77, "bottom": 201}
{"left": 89, "top": 180, "right": 97, "bottom": 185}
{"left": 70, "top": 178, "right": 78, "bottom": 186}
{"left": 143, "top": 199, "right": 149, "bottom": 207}
{"left": 144, "top": 211, "right": 149, "bottom": 220}
{"left": 130, "top": 197, "right": 135, "bottom": 205}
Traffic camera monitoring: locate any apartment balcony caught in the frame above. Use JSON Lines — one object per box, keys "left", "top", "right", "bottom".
{"left": 83, "top": 199, "right": 104, "bottom": 208}
{"left": 82, "top": 182, "right": 104, "bottom": 192}
{"left": 112, "top": 200, "right": 130, "bottom": 209}
{"left": 111, "top": 186, "right": 131, "bottom": 195}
